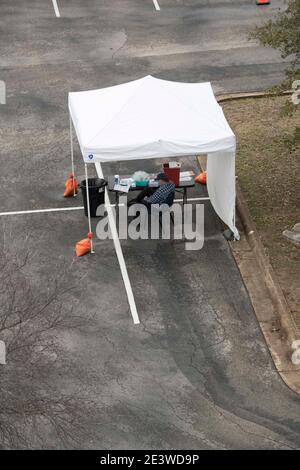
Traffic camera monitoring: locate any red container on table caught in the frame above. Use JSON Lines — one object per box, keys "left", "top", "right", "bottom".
{"left": 163, "top": 163, "right": 180, "bottom": 186}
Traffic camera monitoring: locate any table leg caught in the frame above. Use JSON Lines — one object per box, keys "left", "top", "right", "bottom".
{"left": 116, "top": 192, "right": 119, "bottom": 229}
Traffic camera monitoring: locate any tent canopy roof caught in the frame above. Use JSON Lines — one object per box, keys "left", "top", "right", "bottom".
{"left": 69, "top": 75, "right": 235, "bottom": 163}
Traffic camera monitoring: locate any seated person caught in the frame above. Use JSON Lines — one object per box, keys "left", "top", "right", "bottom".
{"left": 128, "top": 173, "right": 175, "bottom": 210}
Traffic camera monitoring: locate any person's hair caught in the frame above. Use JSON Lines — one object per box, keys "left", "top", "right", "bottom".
{"left": 156, "top": 172, "right": 170, "bottom": 182}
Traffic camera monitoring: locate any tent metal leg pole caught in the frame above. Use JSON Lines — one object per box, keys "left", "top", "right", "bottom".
{"left": 233, "top": 198, "right": 237, "bottom": 241}
{"left": 84, "top": 163, "right": 94, "bottom": 253}
{"left": 95, "top": 162, "right": 140, "bottom": 325}
{"left": 233, "top": 206, "right": 236, "bottom": 228}
{"left": 69, "top": 114, "right": 77, "bottom": 197}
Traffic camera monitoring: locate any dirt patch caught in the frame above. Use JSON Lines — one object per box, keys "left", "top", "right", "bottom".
{"left": 222, "top": 96, "right": 300, "bottom": 330}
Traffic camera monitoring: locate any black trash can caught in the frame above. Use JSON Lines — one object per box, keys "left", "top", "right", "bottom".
{"left": 80, "top": 178, "right": 107, "bottom": 217}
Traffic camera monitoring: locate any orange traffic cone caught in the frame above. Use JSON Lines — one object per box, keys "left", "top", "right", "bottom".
{"left": 75, "top": 232, "right": 93, "bottom": 257}
{"left": 64, "top": 172, "right": 78, "bottom": 197}
{"left": 195, "top": 171, "right": 207, "bottom": 185}
{"left": 256, "top": 0, "right": 270, "bottom": 5}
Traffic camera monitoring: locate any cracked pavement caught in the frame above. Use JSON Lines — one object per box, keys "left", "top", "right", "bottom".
{"left": 0, "top": 0, "right": 299, "bottom": 449}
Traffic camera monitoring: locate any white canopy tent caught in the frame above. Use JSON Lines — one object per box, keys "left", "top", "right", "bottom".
{"left": 68, "top": 75, "right": 239, "bottom": 324}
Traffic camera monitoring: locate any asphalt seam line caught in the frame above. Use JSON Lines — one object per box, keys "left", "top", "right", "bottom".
{"left": 52, "top": 0, "right": 61, "bottom": 17}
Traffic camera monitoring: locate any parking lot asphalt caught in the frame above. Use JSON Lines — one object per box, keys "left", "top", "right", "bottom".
{"left": 0, "top": 0, "right": 288, "bottom": 210}
{"left": 1, "top": 0, "right": 299, "bottom": 449}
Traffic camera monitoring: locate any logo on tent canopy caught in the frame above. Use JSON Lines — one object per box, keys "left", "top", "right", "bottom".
{"left": 88, "top": 154, "right": 94, "bottom": 160}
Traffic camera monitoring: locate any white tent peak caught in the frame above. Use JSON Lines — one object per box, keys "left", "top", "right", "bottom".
{"left": 68, "top": 75, "right": 235, "bottom": 162}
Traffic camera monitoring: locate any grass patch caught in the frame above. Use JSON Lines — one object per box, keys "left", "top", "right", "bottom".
{"left": 222, "top": 96, "right": 300, "bottom": 328}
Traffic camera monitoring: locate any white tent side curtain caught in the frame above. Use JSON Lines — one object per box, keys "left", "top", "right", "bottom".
{"left": 207, "top": 149, "right": 238, "bottom": 239}
{"left": 68, "top": 75, "right": 239, "bottom": 237}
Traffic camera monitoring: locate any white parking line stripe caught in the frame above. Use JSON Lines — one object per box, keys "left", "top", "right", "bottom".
{"left": 0, "top": 198, "right": 210, "bottom": 217}
{"left": 152, "top": 0, "right": 161, "bottom": 11}
{"left": 0, "top": 207, "right": 84, "bottom": 216}
{"left": 95, "top": 162, "right": 140, "bottom": 325}
{"left": 52, "top": 0, "right": 61, "bottom": 17}
{"left": 177, "top": 197, "right": 210, "bottom": 202}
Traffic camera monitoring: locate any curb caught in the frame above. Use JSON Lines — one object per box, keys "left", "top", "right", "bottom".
{"left": 216, "top": 90, "right": 292, "bottom": 102}
{"left": 196, "top": 98, "right": 300, "bottom": 395}
{"left": 233, "top": 181, "right": 300, "bottom": 395}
